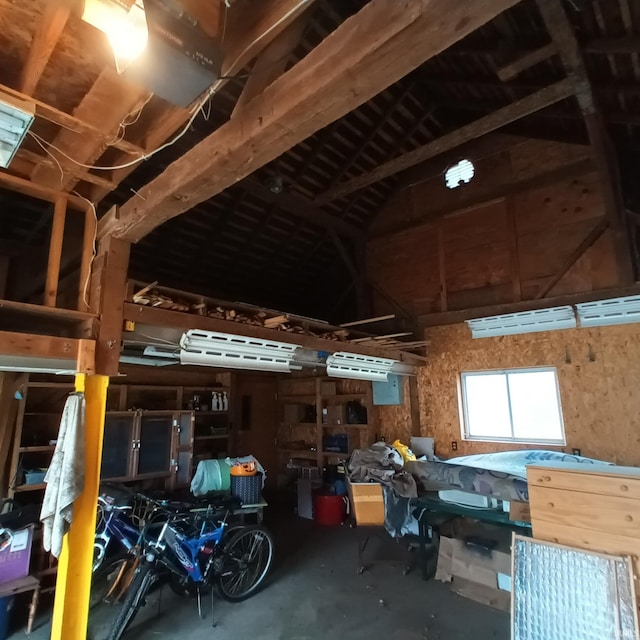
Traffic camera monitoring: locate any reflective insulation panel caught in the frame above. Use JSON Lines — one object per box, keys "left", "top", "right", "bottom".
{"left": 512, "top": 535, "right": 639, "bottom": 640}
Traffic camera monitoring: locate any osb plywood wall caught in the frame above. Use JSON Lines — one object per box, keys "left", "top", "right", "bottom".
{"left": 367, "top": 139, "right": 620, "bottom": 317}
{"left": 417, "top": 322, "right": 640, "bottom": 465}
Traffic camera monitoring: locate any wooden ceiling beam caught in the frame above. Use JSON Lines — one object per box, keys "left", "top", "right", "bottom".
{"left": 88, "top": 0, "right": 319, "bottom": 203}
{"left": 0, "top": 171, "right": 90, "bottom": 211}
{"left": 231, "top": 11, "right": 312, "bottom": 116}
{"left": 537, "top": 0, "right": 634, "bottom": 283}
{"left": 241, "top": 177, "right": 361, "bottom": 239}
{"left": 20, "top": 3, "right": 72, "bottom": 96}
{"left": 31, "top": 69, "right": 151, "bottom": 191}
{"left": 16, "top": 149, "right": 116, "bottom": 190}
{"left": 0, "top": 83, "right": 145, "bottom": 157}
{"left": 100, "top": 0, "right": 523, "bottom": 242}
{"left": 318, "top": 78, "right": 575, "bottom": 204}
{"left": 496, "top": 42, "right": 557, "bottom": 81}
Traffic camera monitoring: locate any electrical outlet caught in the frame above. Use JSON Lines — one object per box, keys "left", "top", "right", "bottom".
{"left": 451, "top": 441, "right": 458, "bottom": 451}
{"left": 572, "top": 448, "right": 581, "bottom": 456}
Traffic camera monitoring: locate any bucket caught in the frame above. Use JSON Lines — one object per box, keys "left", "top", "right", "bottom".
{"left": 313, "top": 493, "right": 346, "bottom": 526}
{"left": 0, "top": 596, "right": 14, "bottom": 640}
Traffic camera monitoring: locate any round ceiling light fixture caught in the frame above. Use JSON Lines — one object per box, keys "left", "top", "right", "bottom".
{"left": 445, "top": 159, "right": 475, "bottom": 189}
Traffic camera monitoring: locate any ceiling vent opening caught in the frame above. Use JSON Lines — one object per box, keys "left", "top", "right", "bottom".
{"left": 445, "top": 159, "right": 475, "bottom": 189}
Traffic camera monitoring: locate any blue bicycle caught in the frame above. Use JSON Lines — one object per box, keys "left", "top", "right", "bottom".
{"left": 106, "top": 495, "right": 274, "bottom": 640}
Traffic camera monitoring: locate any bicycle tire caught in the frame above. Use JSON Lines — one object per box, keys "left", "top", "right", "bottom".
{"left": 91, "top": 551, "right": 132, "bottom": 609}
{"left": 216, "top": 525, "right": 274, "bottom": 602}
{"left": 106, "top": 558, "right": 155, "bottom": 640}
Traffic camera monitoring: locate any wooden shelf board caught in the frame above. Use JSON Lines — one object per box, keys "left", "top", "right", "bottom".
{"left": 0, "top": 299, "right": 96, "bottom": 322}
{"left": 323, "top": 394, "right": 367, "bottom": 403}
{"left": 280, "top": 422, "right": 317, "bottom": 427}
{"left": 195, "top": 434, "right": 229, "bottom": 440}
{"left": 19, "top": 446, "right": 55, "bottom": 452}
{"left": 321, "top": 451, "right": 349, "bottom": 457}
{"left": 280, "top": 395, "right": 317, "bottom": 403}
{"left": 14, "top": 483, "right": 46, "bottom": 492}
{"left": 277, "top": 448, "right": 317, "bottom": 458}
{"left": 321, "top": 423, "right": 369, "bottom": 429}
{"left": 27, "top": 382, "right": 74, "bottom": 389}
{"left": 192, "top": 411, "right": 229, "bottom": 416}
{"left": 24, "top": 412, "right": 61, "bottom": 416}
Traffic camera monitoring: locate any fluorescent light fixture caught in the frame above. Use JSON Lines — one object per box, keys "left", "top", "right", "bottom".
{"left": 179, "top": 330, "right": 302, "bottom": 373}
{"left": 326, "top": 352, "right": 397, "bottom": 381}
{"left": 576, "top": 295, "right": 640, "bottom": 328}
{"left": 119, "top": 355, "right": 176, "bottom": 367}
{"left": 0, "top": 92, "right": 34, "bottom": 168}
{"left": 82, "top": 0, "right": 148, "bottom": 73}
{"left": 467, "top": 306, "right": 576, "bottom": 338}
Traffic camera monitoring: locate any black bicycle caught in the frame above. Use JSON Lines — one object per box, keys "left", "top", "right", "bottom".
{"left": 106, "top": 495, "right": 274, "bottom": 640}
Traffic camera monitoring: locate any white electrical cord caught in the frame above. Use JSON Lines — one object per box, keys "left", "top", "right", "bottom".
{"left": 71, "top": 191, "right": 98, "bottom": 309}
{"left": 28, "top": 0, "right": 310, "bottom": 174}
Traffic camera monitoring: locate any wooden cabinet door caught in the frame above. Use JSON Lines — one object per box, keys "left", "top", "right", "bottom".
{"left": 173, "top": 411, "right": 194, "bottom": 489}
{"left": 101, "top": 412, "right": 137, "bottom": 480}
{"left": 136, "top": 412, "right": 173, "bottom": 476}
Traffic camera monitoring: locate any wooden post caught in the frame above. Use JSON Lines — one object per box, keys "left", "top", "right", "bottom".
{"left": 90, "top": 219, "right": 131, "bottom": 376}
{"left": 45, "top": 196, "right": 67, "bottom": 307}
{"left": 50, "top": 374, "right": 108, "bottom": 640}
{"left": 0, "top": 373, "right": 27, "bottom": 497}
{"left": 437, "top": 219, "right": 448, "bottom": 312}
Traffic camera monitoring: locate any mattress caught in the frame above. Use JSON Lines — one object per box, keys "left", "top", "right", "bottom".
{"left": 406, "top": 450, "right": 614, "bottom": 503}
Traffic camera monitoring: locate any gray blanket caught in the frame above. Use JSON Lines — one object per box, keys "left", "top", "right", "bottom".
{"left": 348, "top": 443, "right": 417, "bottom": 498}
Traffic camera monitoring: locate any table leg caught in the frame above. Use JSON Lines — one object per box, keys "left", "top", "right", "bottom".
{"left": 27, "top": 584, "right": 40, "bottom": 634}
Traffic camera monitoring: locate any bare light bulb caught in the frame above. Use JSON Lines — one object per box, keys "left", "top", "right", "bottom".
{"left": 82, "top": 0, "right": 148, "bottom": 73}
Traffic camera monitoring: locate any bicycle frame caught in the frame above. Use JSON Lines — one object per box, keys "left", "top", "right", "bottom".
{"left": 94, "top": 497, "right": 141, "bottom": 571}
{"left": 146, "top": 515, "right": 228, "bottom": 584}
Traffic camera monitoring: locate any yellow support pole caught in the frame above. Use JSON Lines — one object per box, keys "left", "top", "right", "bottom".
{"left": 50, "top": 374, "right": 109, "bottom": 640}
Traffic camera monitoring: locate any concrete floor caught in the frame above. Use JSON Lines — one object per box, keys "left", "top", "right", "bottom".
{"left": 10, "top": 512, "right": 508, "bottom": 640}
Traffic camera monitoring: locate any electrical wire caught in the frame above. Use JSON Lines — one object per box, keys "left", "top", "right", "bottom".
{"left": 71, "top": 190, "right": 98, "bottom": 309}
{"left": 25, "top": 0, "right": 311, "bottom": 174}
{"left": 29, "top": 131, "right": 65, "bottom": 187}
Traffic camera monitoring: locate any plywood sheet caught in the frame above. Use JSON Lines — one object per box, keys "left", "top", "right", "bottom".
{"left": 417, "top": 322, "right": 640, "bottom": 465}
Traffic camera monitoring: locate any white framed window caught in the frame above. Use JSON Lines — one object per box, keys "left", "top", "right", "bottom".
{"left": 460, "top": 368, "right": 565, "bottom": 444}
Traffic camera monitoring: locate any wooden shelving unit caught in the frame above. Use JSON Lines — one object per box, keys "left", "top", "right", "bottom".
{"left": 276, "top": 375, "right": 375, "bottom": 471}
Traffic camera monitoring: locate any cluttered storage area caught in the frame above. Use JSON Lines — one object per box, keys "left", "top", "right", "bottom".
{"left": 2, "top": 0, "right": 640, "bottom": 639}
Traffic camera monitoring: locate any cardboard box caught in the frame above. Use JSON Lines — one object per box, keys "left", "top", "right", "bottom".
{"left": 348, "top": 481, "right": 385, "bottom": 526}
{"left": 435, "top": 522, "right": 512, "bottom": 612}
{"left": 509, "top": 500, "right": 531, "bottom": 523}
{"left": 0, "top": 527, "right": 33, "bottom": 585}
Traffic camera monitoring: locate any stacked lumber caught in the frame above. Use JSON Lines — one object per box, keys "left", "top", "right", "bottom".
{"left": 130, "top": 281, "right": 351, "bottom": 342}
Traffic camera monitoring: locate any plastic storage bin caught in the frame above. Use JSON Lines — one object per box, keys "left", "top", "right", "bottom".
{"left": 0, "top": 596, "right": 14, "bottom": 640}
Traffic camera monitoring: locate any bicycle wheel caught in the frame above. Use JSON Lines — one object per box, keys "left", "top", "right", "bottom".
{"left": 216, "top": 525, "right": 274, "bottom": 602}
{"left": 106, "top": 558, "right": 155, "bottom": 640}
{"left": 91, "top": 552, "right": 132, "bottom": 609}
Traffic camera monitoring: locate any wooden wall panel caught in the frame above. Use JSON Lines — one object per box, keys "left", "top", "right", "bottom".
{"left": 509, "top": 139, "right": 591, "bottom": 181}
{"left": 368, "top": 223, "right": 441, "bottom": 315}
{"left": 415, "top": 322, "right": 640, "bottom": 465}
{"left": 366, "top": 139, "right": 620, "bottom": 318}
{"left": 443, "top": 201, "right": 511, "bottom": 293}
